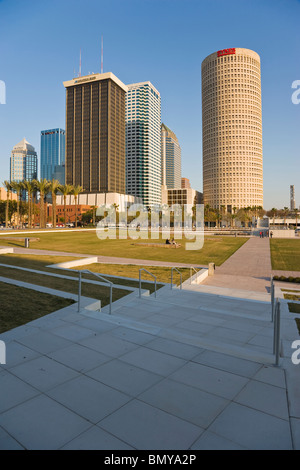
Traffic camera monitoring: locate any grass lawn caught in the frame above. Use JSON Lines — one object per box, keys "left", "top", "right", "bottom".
{"left": 0, "top": 253, "right": 172, "bottom": 333}
{"left": 0, "top": 254, "right": 171, "bottom": 289}
{"left": 0, "top": 281, "right": 75, "bottom": 333}
{"left": 73, "top": 263, "right": 192, "bottom": 285}
{"left": 270, "top": 239, "right": 300, "bottom": 271}
{"left": 0, "top": 263, "right": 133, "bottom": 305}
{"left": 0, "top": 230, "right": 249, "bottom": 266}
{"left": 284, "top": 293, "right": 300, "bottom": 302}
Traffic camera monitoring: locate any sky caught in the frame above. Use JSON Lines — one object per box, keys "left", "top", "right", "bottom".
{"left": 0, "top": 0, "right": 299, "bottom": 211}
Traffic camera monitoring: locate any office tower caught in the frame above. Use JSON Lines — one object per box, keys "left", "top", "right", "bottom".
{"left": 126, "top": 81, "right": 161, "bottom": 207}
{"left": 290, "top": 185, "right": 295, "bottom": 211}
{"left": 202, "top": 48, "right": 263, "bottom": 210}
{"left": 161, "top": 187, "right": 203, "bottom": 207}
{"left": 63, "top": 72, "right": 127, "bottom": 194}
{"left": 181, "top": 177, "right": 191, "bottom": 189}
{"left": 10, "top": 138, "right": 38, "bottom": 183}
{"left": 40, "top": 129, "right": 65, "bottom": 184}
{"left": 161, "top": 123, "right": 181, "bottom": 189}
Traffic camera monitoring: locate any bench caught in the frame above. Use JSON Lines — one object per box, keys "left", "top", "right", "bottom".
{"left": 133, "top": 242, "right": 181, "bottom": 248}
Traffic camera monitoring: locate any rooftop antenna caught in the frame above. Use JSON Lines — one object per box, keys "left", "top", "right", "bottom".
{"left": 101, "top": 36, "right": 103, "bottom": 73}
{"left": 79, "top": 48, "right": 82, "bottom": 77}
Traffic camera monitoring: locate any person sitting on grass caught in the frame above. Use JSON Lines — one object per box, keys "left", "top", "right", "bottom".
{"left": 171, "top": 237, "right": 181, "bottom": 248}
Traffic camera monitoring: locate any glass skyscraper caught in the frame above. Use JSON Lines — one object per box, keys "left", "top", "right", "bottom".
{"left": 10, "top": 138, "right": 38, "bottom": 183}
{"left": 126, "top": 81, "right": 161, "bottom": 207}
{"left": 40, "top": 128, "right": 65, "bottom": 184}
{"left": 161, "top": 123, "right": 181, "bottom": 189}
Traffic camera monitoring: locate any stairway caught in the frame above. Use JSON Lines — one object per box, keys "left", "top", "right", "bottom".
{"left": 85, "top": 283, "right": 276, "bottom": 366}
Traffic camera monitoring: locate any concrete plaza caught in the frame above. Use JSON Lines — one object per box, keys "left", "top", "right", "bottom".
{"left": 0, "top": 237, "right": 299, "bottom": 450}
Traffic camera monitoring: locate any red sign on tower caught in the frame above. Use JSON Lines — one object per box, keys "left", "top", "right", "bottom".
{"left": 217, "top": 48, "right": 236, "bottom": 57}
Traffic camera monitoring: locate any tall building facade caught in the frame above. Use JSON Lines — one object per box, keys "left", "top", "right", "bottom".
{"left": 10, "top": 138, "right": 38, "bottom": 183}
{"left": 126, "top": 81, "right": 161, "bottom": 207}
{"left": 161, "top": 123, "right": 181, "bottom": 189}
{"left": 63, "top": 72, "right": 127, "bottom": 194}
{"left": 40, "top": 128, "right": 65, "bottom": 184}
{"left": 290, "top": 185, "right": 295, "bottom": 211}
{"left": 181, "top": 177, "right": 191, "bottom": 189}
{"left": 202, "top": 48, "right": 263, "bottom": 211}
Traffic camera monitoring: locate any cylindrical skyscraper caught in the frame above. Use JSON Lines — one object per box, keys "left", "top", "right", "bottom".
{"left": 202, "top": 48, "right": 263, "bottom": 211}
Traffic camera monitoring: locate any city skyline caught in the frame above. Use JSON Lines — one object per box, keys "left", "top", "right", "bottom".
{"left": 0, "top": 0, "right": 299, "bottom": 210}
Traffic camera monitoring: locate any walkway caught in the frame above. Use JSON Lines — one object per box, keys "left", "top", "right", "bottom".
{"left": 202, "top": 238, "right": 272, "bottom": 293}
{"left": 0, "top": 246, "right": 204, "bottom": 269}
{"left": 0, "top": 282, "right": 298, "bottom": 449}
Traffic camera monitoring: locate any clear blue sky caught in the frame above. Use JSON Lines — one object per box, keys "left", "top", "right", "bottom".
{"left": 0, "top": 0, "right": 299, "bottom": 210}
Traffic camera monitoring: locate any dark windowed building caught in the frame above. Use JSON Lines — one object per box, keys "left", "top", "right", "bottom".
{"left": 63, "top": 73, "right": 127, "bottom": 194}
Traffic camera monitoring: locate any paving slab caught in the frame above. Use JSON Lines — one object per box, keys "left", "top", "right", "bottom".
{"left": 0, "top": 394, "right": 92, "bottom": 450}
{"left": 46, "top": 375, "right": 131, "bottom": 424}
{"left": 208, "top": 402, "right": 293, "bottom": 450}
{"left": 98, "top": 399, "right": 204, "bottom": 450}
{"left": 138, "top": 378, "right": 229, "bottom": 428}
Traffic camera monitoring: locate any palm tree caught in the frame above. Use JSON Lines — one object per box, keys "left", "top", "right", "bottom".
{"left": 59, "top": 184, "right": 73, "bottom": 226}
{"left": 204, "top": 204, "right": 211, "bottom": 228}
{"left": 270, "top": 208, "right": 277, "bottom": 227}
{"left": 49, "top": 179, "right": 61, "bottom": 228}
{"left": 3, "top": 180, "right": 12, "bottom": 228}
{"left": 35, "top": 179, "right": 50, "bottom": 229}
{"left": 220, "top": 205, "right": 226, "bottom": 227}
{"left": 23, "top": 180, "right": 36, "bottom": 228}
{"left": 282, "top": 207, "right": 289, "bottom": 228}
{"left": 293, "top": 208, "right": 299, "bottom": 230}
{"left": 10, "top": 181, "right": 24, "bottom": 228}
{"left": 71, "top": 185, "right": 83, "bottom": 227}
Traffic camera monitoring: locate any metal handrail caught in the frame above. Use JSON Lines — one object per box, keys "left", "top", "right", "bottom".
{"left": 171, "top": 267, "right": 182, "bottom": 290}
{"left": 77, "top": 269, "right": 113, "bottom": 314}
{"left": 273, "top": 298, "right": 281, "bottom": 366}
{"left": 271, "top": 275, "right": 275, "bottom": 322}
{"left": 190, "top": 266, "right": 199, "bottom": 284}
{"left": 139, "top": 268, "right": 157, "bottom": 298}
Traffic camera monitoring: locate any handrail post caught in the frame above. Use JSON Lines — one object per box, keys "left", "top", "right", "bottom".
{"left": 78, "top": 270, "right": 82, "bottom": 312}
{"left": 171, "top": 267, "right": 182, "bottom": 290}
{"left": 274, "top": 300, "right": 281, "bottom": 366}
{"left": 109, "top": 284, "right": 112, "bottom": 314}
{"left": 271, "top": 276, "right": 274, "bottom": 322}
{"left": 139, "top": 270, "right": 142, "bottom": 298}
{"left": 79, "top": 269, "right": 113, "bottom": 314}
{"left": 139, "top": 268, "right": 157, "bottom": 298}
{"left": 273, "top": 299, "right": 277, "bottom": 354}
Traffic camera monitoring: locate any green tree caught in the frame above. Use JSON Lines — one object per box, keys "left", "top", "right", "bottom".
{"left": 23, "top": 180, "right": 35, "bottom": 228}
{"left": 2, "top": 180, "right": 12, "bottom": 228}
{"left": 10, "top": 181, "right": 24, "bottom": 228}
{"left": 35, "top": 179, "right": 50, "bottom": 229}
{"left": 71, "top": 185, "right": 83, "bottom": 227}
{"left": 59, "top": 184, "right": 73, "bottom": 226}
{"left": 282, "top": 207, "right": 289, "bottom": 228}
{"left": 49, "top": 179, "right": 61, "bottom": 228}
{"left": 293, "top": 208, "right": 299, "bottom": 230}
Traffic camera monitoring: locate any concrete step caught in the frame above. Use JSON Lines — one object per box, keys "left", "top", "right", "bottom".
{"left": 84, "top": 302, "right": 276, "bottom": 366}
{"left": 150, "top": 287, "right": 271, "bottom": 322}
